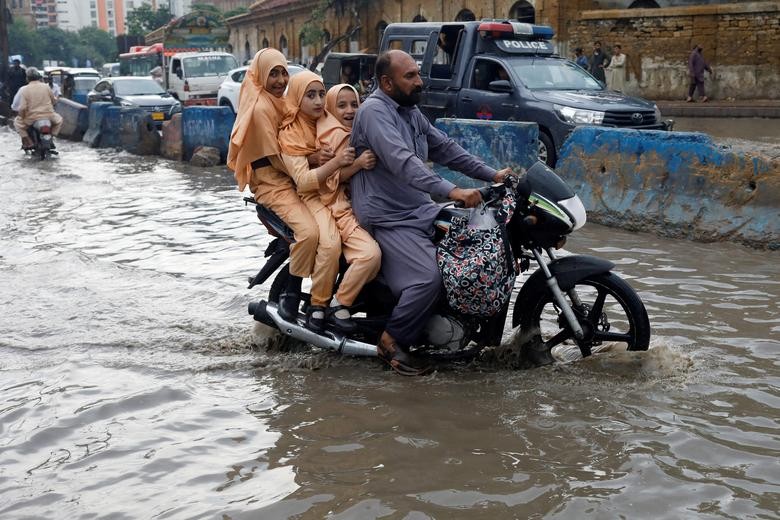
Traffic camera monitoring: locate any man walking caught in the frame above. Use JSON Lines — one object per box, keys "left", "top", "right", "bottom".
{"left": 349, "top": 50, "right": 510, "bottom": 375}
{"left": 687, "top": 43, "right": 713, "bottom": 102}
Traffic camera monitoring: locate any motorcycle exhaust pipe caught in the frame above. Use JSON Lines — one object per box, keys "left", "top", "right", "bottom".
{"left": 249, "top": 300, "right": 379, "bottom": 358}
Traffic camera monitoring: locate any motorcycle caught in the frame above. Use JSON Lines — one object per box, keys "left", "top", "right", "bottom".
{"left": 246, "top": 161, "right": 650, "bottom": 367}
{"left": 25, "top": 119, "right": 57, "bottom": 160}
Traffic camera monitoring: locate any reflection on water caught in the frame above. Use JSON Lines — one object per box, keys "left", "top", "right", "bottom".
{"left": 1, "top": 130, "right": 779, "bottom": 518}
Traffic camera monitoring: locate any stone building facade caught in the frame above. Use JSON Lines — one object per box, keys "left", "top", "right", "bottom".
{"left": 227, "top": 0, "right": 780, "bottom": 100}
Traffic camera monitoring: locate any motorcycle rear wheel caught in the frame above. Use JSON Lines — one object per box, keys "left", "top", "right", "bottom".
{"left": 512, "top": 271, "right": 650, "bottom": 357}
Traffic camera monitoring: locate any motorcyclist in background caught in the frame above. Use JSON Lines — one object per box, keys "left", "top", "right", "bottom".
{"left": 13, "top": 67, "right": 63, "bottom": 150}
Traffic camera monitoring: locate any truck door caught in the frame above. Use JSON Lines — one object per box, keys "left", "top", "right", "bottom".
{"left": 457, "top": 58, "right": 520, "bottom": 122}
{"left": 168, "top": 57, "right": 183, "bottom": 100}
{"left": 419, "top": 26, "right": 465, "bottom": 121}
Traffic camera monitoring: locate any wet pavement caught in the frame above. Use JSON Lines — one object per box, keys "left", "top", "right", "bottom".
{"left": 1, "top": 127, "right": 779, "bottom": 519}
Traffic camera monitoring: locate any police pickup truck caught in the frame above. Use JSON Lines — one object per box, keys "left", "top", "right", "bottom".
{"left": 379, "top": 21, "right": 672, "bottom": 166}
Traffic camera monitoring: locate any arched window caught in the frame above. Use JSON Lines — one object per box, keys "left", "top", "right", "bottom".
{"left": 455, "top": 9, "right": 476, "bottom": 22}
{"left": 509, "top": 1, "right": 535, "bottom": 23}
{"left": 412, "top": 14, "right": 427, "bottom": 23}
{"left": 244, "top": 41, "right": 251, "bottom": 62}
{"left": 262, "top": 37, "right": 269, "bottom": 49}
{"left": 376, "top": 21, "right": 388, "bottom": 51}
{"left": 629, "top": 0, "right": 660, "bottom": 7}
{"left": 299, "top": 32, "right": 309, "bottom": 64}
{"left": 279, "top": 35, "right": 288, "bottom": 57}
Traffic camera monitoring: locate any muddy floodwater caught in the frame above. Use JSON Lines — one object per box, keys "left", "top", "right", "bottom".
{"left": 1, "top": 128, "right": 779, "bottom": 519}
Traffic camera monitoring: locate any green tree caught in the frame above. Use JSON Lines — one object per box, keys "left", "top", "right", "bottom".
{"left": 126, "top": 3, "right": 173, "bottom": 37}
{"left": 224, "top": 6, "right": 249, "bottom": 19}
{"left": 189, "top": 4, "right": 222, "bottom": 16}
{"left": 8, "top": 21, "right": 116, "bottom": 68}
{"left": 8, "top": 19, "right": 42, "bottom": 65}
{"left": 77, "top": 27, "right": 117, "bottom": 63}
{"left": 301, "top": 0, "right": 369, "bottom": 70}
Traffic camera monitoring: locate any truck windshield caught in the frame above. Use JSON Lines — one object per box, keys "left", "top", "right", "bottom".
{"left": 508, "top": 59, "right": 602, "bottom": 91}
{"left": 183, "top": 56, "right": 239, "bottom": 78}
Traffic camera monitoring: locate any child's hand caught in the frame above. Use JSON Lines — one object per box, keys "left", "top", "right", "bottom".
{"left": 309, "top": 146, "right": 335, "bottom": 167}
{"left": 336, "top": 147, "right": 356, "bottom": 167}
{"left": 359, "top": 150, "right": 376, "bottom": 170}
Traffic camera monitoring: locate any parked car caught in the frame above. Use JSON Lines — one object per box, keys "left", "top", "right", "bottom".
{"left": 218, "top": 64, "right": 305, "bottom": 113}
{"left": 87, "top": 76, "right": 182, "bottom": 128}
{"left": 102, "top": 62, "right": 120, "bottom": 77}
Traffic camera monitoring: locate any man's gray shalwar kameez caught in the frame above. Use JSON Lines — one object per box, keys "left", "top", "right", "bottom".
{"left": 350, "top": 89, "right": 495, "bottom": 346}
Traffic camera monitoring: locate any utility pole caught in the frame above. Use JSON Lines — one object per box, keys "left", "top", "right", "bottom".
{"left": 0, "top": 0, "right": 11, "bottom": 80}
{"left": 0, "top": 0, "right": 9, "bottom": 87}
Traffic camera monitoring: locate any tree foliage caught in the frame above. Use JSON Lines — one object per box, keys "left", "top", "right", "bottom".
{"left": 126, "top": 3, "right": 173, "bottom": 37}
{"left": 300, "top": 0, "right": 370, "bottom": 70}
{"left": 8, "top": 20, "right": 118, "bottom": 67}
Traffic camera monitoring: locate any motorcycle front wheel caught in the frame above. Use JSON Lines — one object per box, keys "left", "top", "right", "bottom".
{"left": 512, "top": 271, "right": 650, "bottom": 357}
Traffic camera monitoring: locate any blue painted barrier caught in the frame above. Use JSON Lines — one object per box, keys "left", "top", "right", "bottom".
{"left": 82, "top": 102, "right": 112, "bottom": 147}
{"left": 181, "top": 106, "right": 235, "bottom": 162}
{"left": 119, "top": 107, "right": 160, "bottom": 155}
{"left": 556, "top": 126, "right": 779, "bottom": 249}
{"left": 55, "top": 98, "right": 89, "bottom": 141}
{"left": 433, "top": 119, "right": 538, "bottom": 188}
{"left": 100, "top": 106, "right": 123, "bottom": 149}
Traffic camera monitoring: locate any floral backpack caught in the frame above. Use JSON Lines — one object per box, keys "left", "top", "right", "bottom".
{"left": 436, "top": 179, "right": 518, "bottom": 317}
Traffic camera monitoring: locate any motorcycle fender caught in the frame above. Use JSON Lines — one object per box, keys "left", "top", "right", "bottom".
{"left": 521, "top": 255, "right": 615, "bottom": 295}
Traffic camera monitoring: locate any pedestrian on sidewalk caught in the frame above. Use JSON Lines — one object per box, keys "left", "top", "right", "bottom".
{"left": 606, "top": 44, "right": 626, "bottom": 91}
{"left": 686, "top": 43, "right": 713, "bottom": 103}
{"left": 574, "top": 47, "right": 588, "bottom": 70}
{"left": 589, "top": 41, "right": 609, "bottom": 84}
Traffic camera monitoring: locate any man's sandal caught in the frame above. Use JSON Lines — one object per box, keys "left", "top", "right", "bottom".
{"left": 377, "top": 342, "right": 433, "bottom": 377}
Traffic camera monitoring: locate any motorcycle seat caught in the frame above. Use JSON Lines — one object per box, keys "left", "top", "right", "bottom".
{"left": 255, "top": 204, "right": 295, "bottom": 242}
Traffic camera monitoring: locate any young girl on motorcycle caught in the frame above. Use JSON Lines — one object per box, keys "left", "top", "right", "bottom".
{"left": 227, "top": 49, "right": 324, "bottom": 323}
{"left": 315, "top": 84, "right": 381, "bottom": 331}
{"left": 278, "top": 72, "right": 381, "bottom": 333}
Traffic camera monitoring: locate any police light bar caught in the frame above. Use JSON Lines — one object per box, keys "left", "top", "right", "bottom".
{"left": 478, "top": 21, "right": 554, "bottom": 40}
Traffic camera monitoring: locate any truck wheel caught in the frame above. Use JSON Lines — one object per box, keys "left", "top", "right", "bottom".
{"left": 538, "top": 131, "right": 556, "bottom": 167}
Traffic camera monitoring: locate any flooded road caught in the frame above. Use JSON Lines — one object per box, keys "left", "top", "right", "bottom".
{"left": 1, "top": 128, "right": 779, "bottom": 519}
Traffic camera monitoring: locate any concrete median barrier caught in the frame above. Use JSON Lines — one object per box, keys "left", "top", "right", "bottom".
{"left": 182, "top": 106, "right": 235, "bottom": 163}
{"left": 54, "top": 98, "right": 89, "bottom": 141}
{"left": 82, "top": 102, "right": 112, "bottom": 147}
{"left": 556, "top": 127, "right": 780, "bottom": 249}
{"left": 433, "top": 118, "right": 539, "bottom": 188}
{"left": 161, "top": 113, "right": 183, "bottom": 161}
{"left": 120, "top": 107, "right": 161, "bottom": 156}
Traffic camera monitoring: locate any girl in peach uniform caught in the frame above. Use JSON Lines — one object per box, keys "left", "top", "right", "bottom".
{"left": 227, "top": 49, "right": 323, "bottom": 322}
{"left": 278, "top": 73, "right": 380, "bottom": 333}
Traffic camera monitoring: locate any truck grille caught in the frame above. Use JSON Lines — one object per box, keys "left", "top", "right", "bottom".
{"left": 603, "top": 110, "right": 657, "bottom": 127}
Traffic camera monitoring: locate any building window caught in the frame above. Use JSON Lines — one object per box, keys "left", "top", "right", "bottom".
{"left": 455, "top": 9, "right": 475, "bottom": 22}
{"left": 509, "top": 1, "right": 535, "bottom": 23}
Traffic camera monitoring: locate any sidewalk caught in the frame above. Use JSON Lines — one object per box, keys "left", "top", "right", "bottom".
{"left": 654, "top": 99, "right": 780, "bottom": 118}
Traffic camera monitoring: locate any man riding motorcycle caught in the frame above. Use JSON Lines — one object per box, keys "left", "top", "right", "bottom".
{"left": 13, "top": 67, "right": 63, "bottom": 150}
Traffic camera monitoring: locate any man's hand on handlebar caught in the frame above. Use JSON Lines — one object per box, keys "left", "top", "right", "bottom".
{"left": 448, "top": 187, "right": 482, "bottom": 208}
{"left": 493, "top": 167, "right": 518, "bottom": 184}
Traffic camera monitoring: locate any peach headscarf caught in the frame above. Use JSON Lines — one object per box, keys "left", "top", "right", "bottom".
{"left": 278, "top": 70, "right": 324, "bottom": 157}
{"left": 227, "top": 48, "right": 288, "bottom": 191}
{"left": 317, "top": 83, "right": 360, "bottom": 154}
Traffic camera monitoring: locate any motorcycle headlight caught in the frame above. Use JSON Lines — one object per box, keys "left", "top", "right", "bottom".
{"left": 559, "top": 195, "right": 587, "bottom": 231}
{"left": 554, "top": 104, "right": 605, "bottom": 125}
